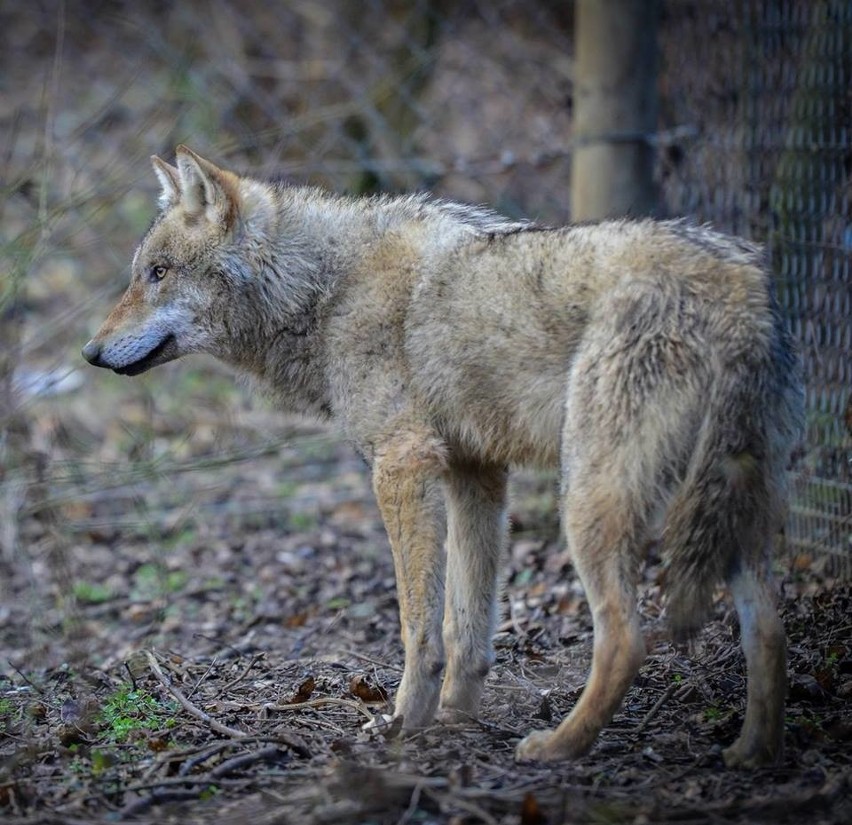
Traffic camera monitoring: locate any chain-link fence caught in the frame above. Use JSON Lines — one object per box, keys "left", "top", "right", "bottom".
{"left": 2, "top": 0, "right": 850, "bottom": 570}
{"left": 660, "top": 0, "right": 851, "bottom": 572}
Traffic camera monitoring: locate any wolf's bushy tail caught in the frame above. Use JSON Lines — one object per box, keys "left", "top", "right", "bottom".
{"left": 662, "top": 346, "right": 801, "bottom": 641}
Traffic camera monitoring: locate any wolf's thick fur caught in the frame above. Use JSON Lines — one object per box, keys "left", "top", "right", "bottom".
{"left": 83, "top": 147, "right": 803, "bottom": 767}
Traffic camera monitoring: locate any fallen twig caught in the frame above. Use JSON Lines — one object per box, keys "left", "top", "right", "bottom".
{"left": 141, "top": 655, "right": 314, "bottom": 756}
{"left": 185, "top": 655, "right": 220, "bottom": 702}
{"left": 473, "top": 714, "right": 525, "bottom": 739}
{"left": 119, "top": 745, "right": 285, "bottom": 818}
{"left": 339, "top": 648, "right": 404, "bottom": 673}
{"left": 6, "top": 661, "right": 45, "bottom": 694}
{"left": 123, "top": 772, "right": 253, "bottom": 795}
{"left": 215, "top": 652, "right": 265, "bottom": 698}
{"left": 178, "top": 741, "right": 235, "bottom": 776}
{"left": 396, "top": 778, "right": 425, "bottom": 825}
{"left": 144, "top": 649, "right": 248, "bottom": 739}
{"left": 120, "top": 788, "right": 211, "bottom": 818}
{"left": 634, "top": 681, "right": 678, "bottom": 735}
{"left": 209, "top": 744, "right": 284, "bottom": 778}
{"left": 264, "top": 696, "right": 376, "bottom": 724}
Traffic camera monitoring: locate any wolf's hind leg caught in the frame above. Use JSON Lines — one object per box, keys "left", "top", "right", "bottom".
{"left": 438, "top": 461, "right": 508, "bottom": 722}
{"left": 516, "top": 488, "right": 647, "bottom": 761}
{"left": 723, "top": 549, "right": 786, "bottom": 768}
{"left": 373, "top": 428, "right": 448, "bottom": 730}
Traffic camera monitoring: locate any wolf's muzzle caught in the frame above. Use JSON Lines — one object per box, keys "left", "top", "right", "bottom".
{"left": 82, "top": 334, "right": 179, "bottom": 376}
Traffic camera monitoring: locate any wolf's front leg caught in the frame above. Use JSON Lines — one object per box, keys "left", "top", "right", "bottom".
{"left": 373, "top": 430, "right": 448, "bottom": 729}
{"left": 438, "top": 461, "right": 508, "bottom": 722}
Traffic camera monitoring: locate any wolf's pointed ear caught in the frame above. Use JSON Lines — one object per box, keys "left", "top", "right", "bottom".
{"left": 151, "top": 156, "right": 181, "bottom": 210}
{"left": 174, "top": 145, "right": 239, "bottom": 227}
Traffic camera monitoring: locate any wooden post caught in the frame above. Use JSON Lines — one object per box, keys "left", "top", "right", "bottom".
{"left": 571, "top": 0, "right": 660, "bottom": 221}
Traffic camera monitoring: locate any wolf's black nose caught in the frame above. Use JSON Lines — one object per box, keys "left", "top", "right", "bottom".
{"left": 82, "top": 340, "right": 103, "bottom": 366}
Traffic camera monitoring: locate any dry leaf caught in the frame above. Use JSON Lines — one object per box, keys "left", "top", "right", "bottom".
{"left": 284, "top": 675, "right": 316, "bottom": 704}
{"left": 349, "top": 674, "right": 388, "bottom": 703}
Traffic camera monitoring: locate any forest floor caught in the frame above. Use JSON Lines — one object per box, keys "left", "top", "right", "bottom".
{"left": 1, "top": 384, "right": 850, "bottom": 825}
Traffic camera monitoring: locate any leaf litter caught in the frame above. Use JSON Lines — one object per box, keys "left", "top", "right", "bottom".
{"left": 1, "top": 404, "right": 850, "bottom": 825}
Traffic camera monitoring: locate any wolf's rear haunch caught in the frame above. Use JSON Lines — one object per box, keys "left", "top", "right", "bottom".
{"left": 83, "top": 147, "right": 804, "bottom": 767}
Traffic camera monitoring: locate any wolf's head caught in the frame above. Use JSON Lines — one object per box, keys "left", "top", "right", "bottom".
{"left": 82, "top": 146, "right": 273, "bottom": 376}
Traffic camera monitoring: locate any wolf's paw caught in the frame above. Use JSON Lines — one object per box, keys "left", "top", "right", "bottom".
{"left": 515, "top": 729, "right": 559, "bottom": 762}
{"left": 436, "top": 706, "right": 475, "bottom": 725}
{"left": 722, "top": 738, "right": 780, "bottom": 769}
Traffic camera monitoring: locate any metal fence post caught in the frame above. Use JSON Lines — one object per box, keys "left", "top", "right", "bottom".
{"left": 571, "top": 0, "right": 660, "bottom": 221}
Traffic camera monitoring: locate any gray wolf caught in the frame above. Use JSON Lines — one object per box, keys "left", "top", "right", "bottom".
{"left": 82, "top": 146, "right": 803, "bottom": 767}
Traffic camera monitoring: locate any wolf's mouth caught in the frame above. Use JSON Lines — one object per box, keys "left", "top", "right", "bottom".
{"left": 113, "top": 334, "right": 178, "bottom": 376}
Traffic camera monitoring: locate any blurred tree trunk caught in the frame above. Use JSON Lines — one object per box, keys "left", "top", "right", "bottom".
{"left": 571, "top": 0, "right": 660, "bottom": 220}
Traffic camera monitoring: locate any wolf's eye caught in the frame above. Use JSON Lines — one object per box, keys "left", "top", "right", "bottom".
{"left": 150, "top": 265, "right": 168, "bottom": 282}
